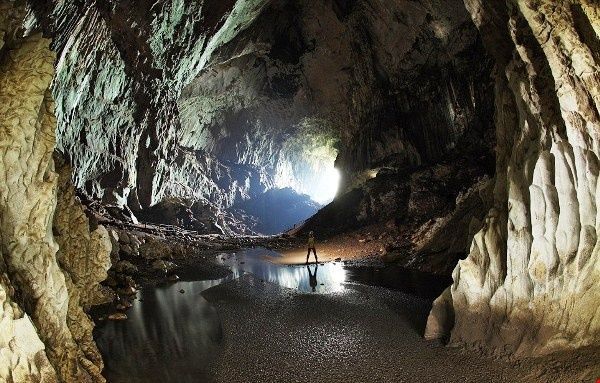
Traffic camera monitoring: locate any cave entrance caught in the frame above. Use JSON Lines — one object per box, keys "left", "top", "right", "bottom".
{"left": 309, "top": 165, "right": 340, "bottom": 205}
{"left": 232, "top": 120, "right": 342, "bottom": 235}
{"left": 274, "top": 122, "right": 341, "bottom": 205}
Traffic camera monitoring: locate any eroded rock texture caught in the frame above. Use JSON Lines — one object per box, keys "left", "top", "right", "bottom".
{"left": 0, "top": 1, "right": 111, "bottom": 381}
{"left": 427, "top": 0, "right": 600, "bottom": 355}
{"left": 53, "top": 154, "right": 112, "bottom": 381}
{"left": 175, "top": 0, "right": 497, "bottom": 207}
{"left": 180, "top": 0, "right": 496, "bottom": 233}
{"left": 30, "top": 0, "right": 272, "bottom": 214}
{"left": 29, "top": 0, "right": 495, "bottom": 237}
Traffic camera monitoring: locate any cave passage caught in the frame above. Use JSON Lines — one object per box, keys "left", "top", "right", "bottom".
{"left": 1, "top": 0, "right": 598, "bottom": 382}
{"left": 227, "top": 128, "right": 342, "bottom": 235}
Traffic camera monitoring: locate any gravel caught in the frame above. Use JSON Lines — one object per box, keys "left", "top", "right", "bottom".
{"left": 202, "top": 275, "right": 541, "bottom": 383}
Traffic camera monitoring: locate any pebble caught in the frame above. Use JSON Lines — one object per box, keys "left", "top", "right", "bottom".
{"left": 108, "top": 312, "right": 128, "bottom": 321}
{"left": 118, "top": 286, "right": 138, "bottom": 295}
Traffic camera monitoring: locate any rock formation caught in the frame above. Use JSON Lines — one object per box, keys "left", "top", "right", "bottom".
{"left": 426, "top": 0, "right": 600, "bottom": 355}
{"left": 1, "top": 2, "right": 597, "bottom": 380}
{"left": 30, "top": 0, "right": 273, "bottom": 215}
{"left": 0, "top": 1, "right": 111, "bottom": 381}
{"left": 29, "top": 0, "right": 495, "bottom": 237}
{"left": 53, "top": 154, "right": 112, "bottom": 380}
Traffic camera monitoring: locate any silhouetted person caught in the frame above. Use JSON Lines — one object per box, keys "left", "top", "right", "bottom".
{"left": 306, "top": 231, "right": 318, "bottom": 264}
{"left": 307, "top": 264, "right": 318, "bottom": 292}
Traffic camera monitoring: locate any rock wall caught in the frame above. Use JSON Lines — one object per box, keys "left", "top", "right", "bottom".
{"left": 427, "top": 0, "right": 600, "bottom": 355}
{"left": 29, "top": 0, "right": 495, "bottom": 235}
{"left": 53, "top": 154, "right": 112, "bottom": 381}
{"left": 30, "top": 0, "right": 272, "bottom": 213}
{"left": 0, "top": 1, "right": 111, "bottom": 381}
{"left": 179, "top": 0, "right": 496, "bottom": 193}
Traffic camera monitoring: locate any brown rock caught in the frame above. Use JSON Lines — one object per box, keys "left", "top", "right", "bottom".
{"left": 108, "top": 313, "right": 128, "bottom": 321}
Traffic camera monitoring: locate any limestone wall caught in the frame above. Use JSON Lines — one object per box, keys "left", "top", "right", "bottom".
{"left": 0, "top": 2, "right": 111, "bottom": 381}
{"left": 31, "top": 0, "right": 495, "bottom": 229}
{"left": 427, "top": 0, "right": 600, "bottom": 355}
{"left": 30, "top": 0, "right": 271, "bottom": 211}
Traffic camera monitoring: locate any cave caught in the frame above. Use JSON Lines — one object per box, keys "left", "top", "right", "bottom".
{"left": 0, "top": 0, "right": 599, "bottom": 382}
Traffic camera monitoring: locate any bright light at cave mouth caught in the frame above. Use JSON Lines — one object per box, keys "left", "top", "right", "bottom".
{"left": 312, "top": 166, "right": 340, "bottom": 205}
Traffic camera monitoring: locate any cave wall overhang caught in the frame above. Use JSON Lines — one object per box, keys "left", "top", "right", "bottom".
{"left": 27, "top": 0, "right": 495, "bottom": 229}
{"left": 177, "top": 0, "right": 496, "bottom": 205}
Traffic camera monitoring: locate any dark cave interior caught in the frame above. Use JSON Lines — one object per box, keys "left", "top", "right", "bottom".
{"left": 0, "top": 0, "right": 599, "bottom": 382}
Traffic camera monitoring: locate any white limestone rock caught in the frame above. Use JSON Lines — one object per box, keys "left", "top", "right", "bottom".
{"left": 427, "top": 0, "right": 600, "bottom": 355}
{"left": 0, "top": 2, "right": 111, "bottom": 381}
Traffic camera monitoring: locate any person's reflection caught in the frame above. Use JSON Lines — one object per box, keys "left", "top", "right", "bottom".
{"left": 307, "top": 264, "right": 319, "bottom": 292}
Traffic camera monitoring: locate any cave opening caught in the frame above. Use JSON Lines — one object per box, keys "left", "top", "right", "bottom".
{"left": 273, "top": 123, "right": 341, "bottom": 206}
{"left": 174, "top": 35, "right": 350, "bottom": 235}
{"left": 224, "top": 119, "right": 344, "bottom": 235}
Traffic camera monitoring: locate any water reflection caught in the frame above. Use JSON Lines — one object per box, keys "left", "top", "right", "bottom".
{"left": 94, "top": 279, "right": 228, "bottom": 383}
{"left": 345, "top": 266, "right": 452, "bottom": 300}
{"left": 95, "top": 247, "right": 450, "bottom": 382}
{"left": 307, "top": 264, "right": 318, "bottom": 292}
{"left": 216, "top": 248, "right": 347, "bottom": 293}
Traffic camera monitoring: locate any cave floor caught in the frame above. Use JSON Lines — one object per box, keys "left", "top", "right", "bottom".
{"left": 280, "top": 224, "right": 391, "bottom": 266}
{"left": 201, "top": 274, "right": 572, "bottom": 383}
{"left": 95, "top": 247, "right": 599, "bottom": 383}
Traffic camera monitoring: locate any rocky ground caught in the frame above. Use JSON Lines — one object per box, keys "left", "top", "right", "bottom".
{"left": 273, "top": 225, "right": 391, "bottom": 266}
{"left": 202, "top": 274, "right": 599, "bottom": 383}
{"left": 81, "top": 182, "right": 599, "bottom": 382}
{"left": 88, "top": 210, "right": 599, "bottom": 382}
{"left": 275, "top": 218, "right": 471, "bottom": 274}
{"left": 86, "top": 198, "right": 304, "bottom": 322}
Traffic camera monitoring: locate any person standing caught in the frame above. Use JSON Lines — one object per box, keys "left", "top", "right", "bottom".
{"left": 306, "top": 231, "right": 318, "bottom": 264}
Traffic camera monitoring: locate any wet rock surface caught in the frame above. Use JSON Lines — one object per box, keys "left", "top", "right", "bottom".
{"left": 53, "top": 154, "right": 113, "bottom": 380}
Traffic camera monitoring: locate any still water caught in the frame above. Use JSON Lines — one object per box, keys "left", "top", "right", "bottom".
{"left": 216, "top": 247, "right": 347, "bottom": 293}
{"left": 94, "top": 247, "right": 449, "bottom": 382}
{"left": 94, "top": 278, "right": 226, "bottom": 383}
